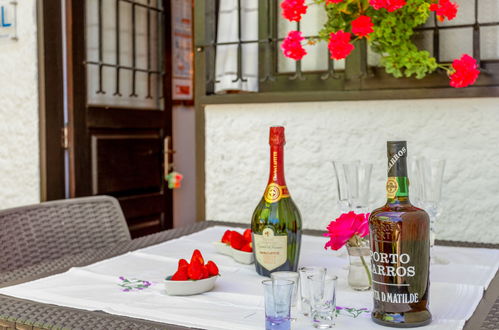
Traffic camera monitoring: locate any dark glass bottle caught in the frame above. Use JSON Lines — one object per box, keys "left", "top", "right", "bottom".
{"left": 369, "top": 141, "right": 432, "bottom": 327}
{"left": 251, "top": 126, "right": 302, "bottom": 277}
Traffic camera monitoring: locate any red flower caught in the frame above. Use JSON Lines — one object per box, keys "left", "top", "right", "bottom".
{"left": 369, "top": 0, "right": 406, "bottom": 12}
{"left": 326, "top": 0, "right": 343, "bottom": 4}
{"left": 324, "top": 212, "right": 370, "bottom": 251}
{"left": 281, "top": 0, "right": 307, "bottom": 22}
{"left": 449, "top": 54, "right": 480, "bottom": 88}
{"left": 430, "top": 0, "right": 458, "bottom": 22}
{"left": 328, "top": 31, "right": 355, "bottom": 60}
{"left": 281, "top": 30, "right": 307, "bottom": 61}
{"left": 351, "top": 15, "right": 374, "bottom": 38}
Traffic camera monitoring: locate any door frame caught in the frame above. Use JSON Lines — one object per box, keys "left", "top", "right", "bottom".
{"left": 39, "top": 0, "right": 174, "bottom": 232}
{"left": 38, "top": 0, "right": 66, "bottom": 202}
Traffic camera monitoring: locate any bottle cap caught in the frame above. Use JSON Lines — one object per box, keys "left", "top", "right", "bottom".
{"left": 269, "top": 126, "right": 286, "bottom": 146}
{"left": 387, "top": 141, "right": 407, "bottom": 157}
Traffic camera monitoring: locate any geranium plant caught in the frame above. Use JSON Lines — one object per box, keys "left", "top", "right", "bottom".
{"left": 324, "top": 211, "right": 372, "bottom": 286}
{"left": 280, "top": 0, "right": 480, "bottom": 88}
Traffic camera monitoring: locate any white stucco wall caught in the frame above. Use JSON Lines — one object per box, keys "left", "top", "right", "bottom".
{"left": 0, "top": 0, "right": 40, "bottom": 209}
{"left": 205, "top": 98, "right": 499, "bottom": 244}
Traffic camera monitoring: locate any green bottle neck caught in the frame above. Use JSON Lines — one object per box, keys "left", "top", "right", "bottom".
{"left": 386, "top": 176, "right": 410, "bottom": 204}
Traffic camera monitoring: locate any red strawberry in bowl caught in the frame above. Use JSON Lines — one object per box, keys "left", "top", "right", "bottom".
{"left": 229, "top": 231, "right": 245, "bottom": 250}
{"left": 165, "top": 250, "right": 220, "bottom": 295}
{"left": 221, "top": 230, "right": 232, "bottom": 244}
{"left": 241, "top": 242, "right": 252, "bottom": 253}
{"left": 243, "top": 229, "right": 252, "bottom": 243}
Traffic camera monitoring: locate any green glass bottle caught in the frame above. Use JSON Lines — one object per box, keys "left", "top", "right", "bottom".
{"left": 251, "top": 126, "right": 302, "bottom": 277}
{"left": 369, "top": 141, "right": 432, "bottom": 327}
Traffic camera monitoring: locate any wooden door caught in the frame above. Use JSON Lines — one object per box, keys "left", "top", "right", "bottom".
{"left": 67, "top": 0, "right": 172, "bottom": 238}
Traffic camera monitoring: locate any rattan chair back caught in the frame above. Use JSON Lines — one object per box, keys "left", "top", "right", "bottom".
{"left": 0, "top": 196, "right": 131, "bottom": 272}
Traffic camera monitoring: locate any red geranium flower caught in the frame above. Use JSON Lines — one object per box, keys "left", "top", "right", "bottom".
{"left": 328, "top": 31, "right": 355, "bottom": 60}
{"left": 351, "top": 15, "right": 374, "bottom": 38}
{"left": 326, "top": 0, "right": 343, "bottom": 4}
{"left": 324, "top": 212, "right": 370, "bottom": 251}
{"left": 281, "top": 30, "right": 307, "bottom": 60}
{"left": 281, "top": 0, "right": 307, "bottom": 22}
{"left": 369, "top": 0, "right": 406, "bottom": 12}
{"left": 430, "top": 0, "right": 458, "bottom": 22}
{"left": 449, "top": 54, "right": 480, "bottom": 88}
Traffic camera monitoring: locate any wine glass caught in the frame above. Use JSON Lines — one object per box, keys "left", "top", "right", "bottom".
{"left": 332, "top": 161, "right": 373, "bottom": 214}
{"left": 412, "top": 157, "right": 447, "bottom": 264}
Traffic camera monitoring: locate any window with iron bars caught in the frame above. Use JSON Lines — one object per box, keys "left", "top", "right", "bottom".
{"left": 195, "top": 0, "right": 499, "bottom": 101}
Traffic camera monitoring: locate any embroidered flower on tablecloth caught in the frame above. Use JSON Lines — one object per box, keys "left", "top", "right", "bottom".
{"left": 118, "top": 276, "right": 152, "bottom": 292}
{"left": 336, "top": 306, "right": 370, "bottom": 318}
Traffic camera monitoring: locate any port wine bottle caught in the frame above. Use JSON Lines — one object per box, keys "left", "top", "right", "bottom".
{"left": 369, "top": 141, "right": 432, "bottom": 327}
{"left": 251, "top": 126, "right": 302, "bottom": 277}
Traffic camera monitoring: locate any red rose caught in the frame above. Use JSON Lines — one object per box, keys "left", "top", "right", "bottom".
{"left": 430, "top": 0, "right": 458, "bottom": 22}
{"left": 324, "top": 212, "right": 371, "bottom": 251}
{"left": 449, "top": 54, "right": 480, "bottom": 88}
{"left": 351, "top": 15, "right": 374, "bottom": 38}
{"left": 328, "top": 31, "right": 355, "bottom": 60}
{"left": 281, "top": 30, "right": 307, "bottom": 61}
{"left": 281, "top": 0, "right": 307, "bottom": 22}
{"left": 369, "top": 0, "right": 406, "bottom": 12}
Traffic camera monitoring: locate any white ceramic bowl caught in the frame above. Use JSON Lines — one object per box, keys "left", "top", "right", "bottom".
{"left": 212, "top": 241, "right": 232, "bottom": 256}
{"left": 231, "top": 247, "right": 254, "bottom": 264}
{"left": 164, "top": 275, "right": 218, "bottom": 296}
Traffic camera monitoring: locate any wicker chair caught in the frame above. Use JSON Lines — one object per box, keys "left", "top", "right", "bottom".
{"left": 0, "top": 196, "right": 131, "bottom": 272}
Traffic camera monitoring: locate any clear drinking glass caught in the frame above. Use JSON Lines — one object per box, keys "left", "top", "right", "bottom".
{"left": 298, "top": 266, "right": 327, "bottom": 317}
{"left": 413, "top": 157, "right": 446, "bottom": 247}
{"left": 308, "top": 274, "right": 338, "bottom": 329}
{"left": 333, "top": 160, "right": 373, "bottom": 213}
{"left": 346, "top": 245, "right": 371, "bottom": 291}
{"left": 411, "top": 157, "right": 447, "bottom": 264}
{"left": 271, "top": 271, "right": 299, "bottom": 307}
{"left": 262, "top": 279, "right": 294, "bottom": 330}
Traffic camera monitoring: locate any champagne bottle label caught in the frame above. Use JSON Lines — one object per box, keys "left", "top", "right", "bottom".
{"left": 264, "top": 183, "right": 290, "bottom": 204}
{"left": 253, "top": 227, "right": 288, "bottom": 271}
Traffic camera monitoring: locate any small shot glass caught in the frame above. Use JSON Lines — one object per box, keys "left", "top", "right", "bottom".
{"left": 298, "top": 266, "right": 327, "bottom": 317}
{"left": 308, "top": 274, "right": 338, "bottom": 329}
{"left": 262, "top": 279, "right": 294, "bottom": 330}
{"left": 271, "top": 271, "right": 299, "bottom": 307}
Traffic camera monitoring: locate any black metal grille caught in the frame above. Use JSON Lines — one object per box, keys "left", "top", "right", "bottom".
{"left": 85, "top": 0, "right": 165, "bottom": 104}
{"left": 198, "top": 0, "right": 499, "bottom": 96}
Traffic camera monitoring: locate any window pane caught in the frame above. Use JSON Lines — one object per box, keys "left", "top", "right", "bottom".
{"left": 86, "top": 0, "right": 163, "bottom": 109}
{"left": 277, "top": 3, "right": 328, "bottom": 72}
{"left": 438, "top": 0, "right": 475, "bottom": 27}
{"left": 478, "top": 0, "right": 499, "bottom": 23}
{"left": 480, "top": 26, "right": 499, "bottom": 60}
{"left": 440, "top": 27, "right": 473, "bottom": 62}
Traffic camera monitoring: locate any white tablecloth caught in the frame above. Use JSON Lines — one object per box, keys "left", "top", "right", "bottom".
{"left": 1, "top": 226, "right": 497, "bottom": 330}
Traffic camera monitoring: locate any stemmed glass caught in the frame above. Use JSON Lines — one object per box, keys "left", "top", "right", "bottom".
{"left": 411, "top": 157, "right": 447, "bottom": 264}
{"left": 332, "top": 161, "right": 373, "bottom": 213}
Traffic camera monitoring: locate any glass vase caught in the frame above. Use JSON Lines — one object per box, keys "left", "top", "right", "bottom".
{"left": 346, "top": 245, "right": 372, "bottom": 291}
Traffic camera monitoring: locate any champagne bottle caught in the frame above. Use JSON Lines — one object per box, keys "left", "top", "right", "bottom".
{"left": 369, "top": 141, "right": 431, "bottom": 327}
{"left": 251, "top": 126, "right": 302, "bottom": 277}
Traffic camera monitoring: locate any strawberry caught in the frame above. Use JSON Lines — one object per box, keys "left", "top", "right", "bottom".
{"left": 187, "top": 260, "right": 204, "bottom": 280}
{"left": 230, "top": 231, "right": 245, "bottom": 250}
{"left": 206, "top": 261, "right": 219, "bottom": 276}
{"left": 241, "top": 242, "right": 252, "bottom": 252}
{"left": 190, "top": 249, "right": 204, "bottom": 265}
{"left": 221, "top": 230, "right": 232, "bottom": 244}
{"left": 243, "top": 229, "right": 252, "bottom": 243}
{"left": 171, "top": 269, "right": 188, "bottom": 281}
{"left": 200, "top": 265, "right": 209, "bottom": 279}
{"left": 178, "top": 258, "right": 189, "bottom": 272}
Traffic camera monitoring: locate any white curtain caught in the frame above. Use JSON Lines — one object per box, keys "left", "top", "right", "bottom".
{"left": 215, "top": 0, "right": 258, "bottom": 93}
